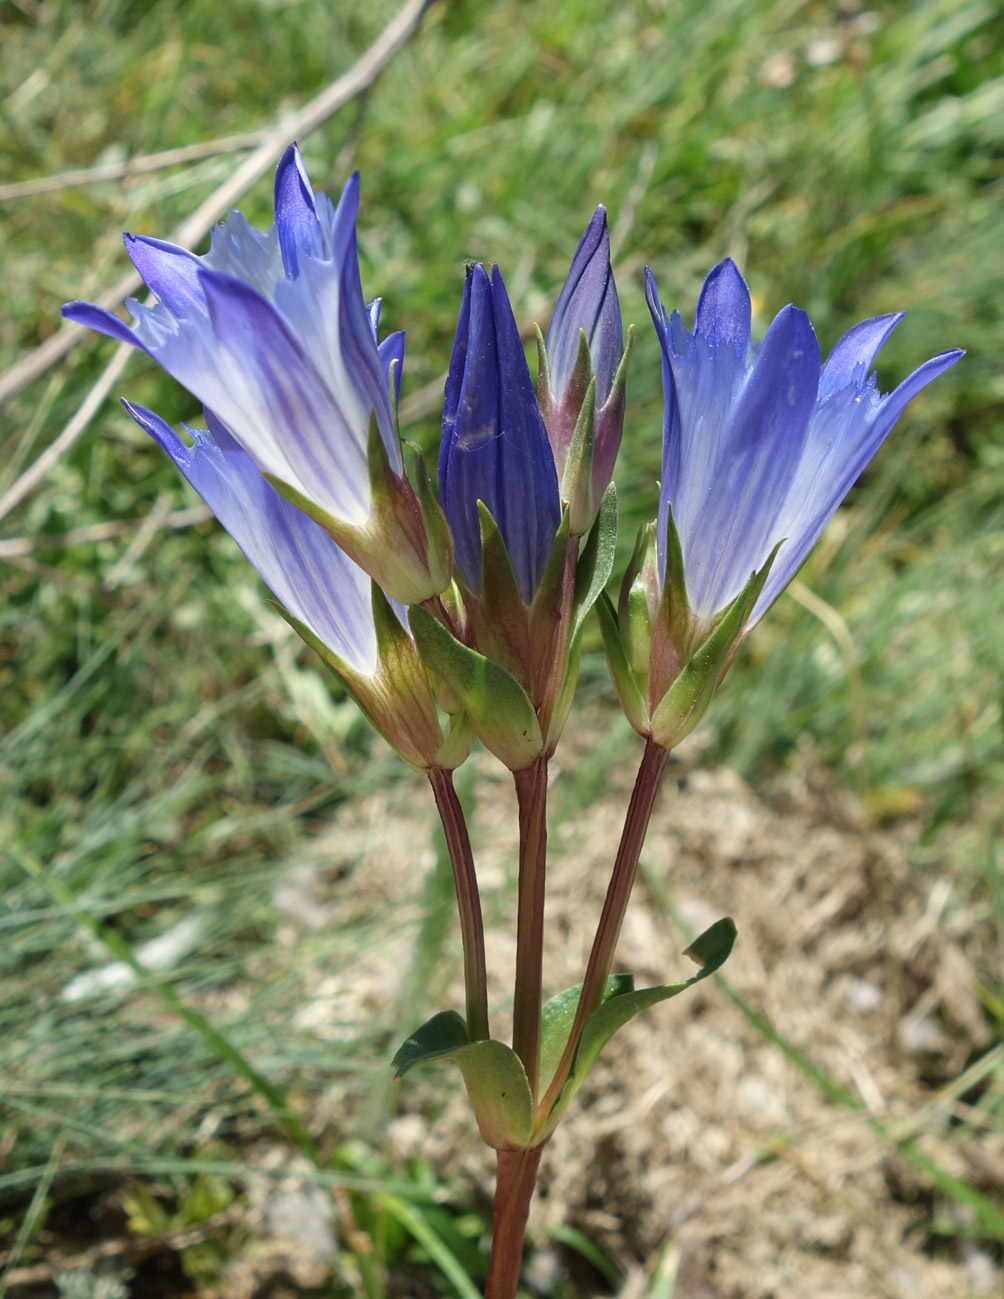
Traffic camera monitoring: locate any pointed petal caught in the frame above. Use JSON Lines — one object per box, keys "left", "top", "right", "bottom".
{"left": 378, "top": 330, "right": 405, "bottom": 406}
{"left": 125, "top": 400, "right": 379, "bottom": 675}
{"left": 273, "top": 143, "right": 323, "bottom": 279}
{"left": 694, "top": 259, "right": 751, "bottom": 353}
{"left": 686, "top": 304, "right": 820, "bottom": 616}
{"left": 62, "top": 301, "right": 149, "bottom": 351}
{"left": 124, "top": 234, "right": 206, "bottom": 317}
{"left": 440, "top": 265, "right": 559, "bottom": 600}
{"left": 753, "top": 347, "right": 964, "bottom": 621}
{"left": 547, "top": 206, "right": 622, "bottom": 403}
{"left": 872, "top": 348, "right": 964, "bottom": 443}
{"left": 440, "top": 265, "right": 498, "bottom": 591}
{"left": 490, "top": 264, "right": 561, "bottom": 601}
{"left": 818, "top": 312, "right": 902, "bottom": 402}
{"left": 196, "top": 268, "right": 371, "bottom": 522}
{"left": 367, "top": 298, "right": 382, "bottom": 340}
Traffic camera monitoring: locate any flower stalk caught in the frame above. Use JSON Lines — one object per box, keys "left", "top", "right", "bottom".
{"left": 428, "top": 765, "right": 490, "bottom": 1043}
{"left": 537, "top": 737, "right": 669, "bottom": 1120}
{"left": 511, "top": 756, "right": 550, "bottom": 1099}
{"left": 484, "top": 1145, "right": 546, "bottom": 1299}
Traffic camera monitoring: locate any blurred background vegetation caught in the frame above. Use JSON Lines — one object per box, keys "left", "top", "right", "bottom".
{"left": 1, "top": 0, "right": 1002, "bottom": 1293}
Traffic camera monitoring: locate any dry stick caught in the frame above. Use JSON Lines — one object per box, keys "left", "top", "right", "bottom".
{"left": 0, "top": 0, "right": 431, "bottom": 456}
{"left": 427, "top": 766, "right": 490, "bottom": 1043}
{"left": 0, "top": 132, "right": 266, "bottom": 203}
{"left": 0, "top": 505, "right": 211, "bottom": 561}
{"left": 537, "top": 736, "right": 669, "bottom": 1120}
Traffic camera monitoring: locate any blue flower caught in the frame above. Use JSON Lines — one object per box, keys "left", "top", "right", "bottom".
{"left": 125, "top": 402, "right": 463, "bottom": 770}
{"left": 539, "top": 206, "right": 628, "bottom": 534}
{"left": 546, "top": 206, "right": 622, "bottom": 414}
{"left": 440, "top": 263, "right": 560, "bottom": 603}
{"left": 645, "top": 259, "right": 964, "bottom": 625}
{"left": 64, "top": 146, "right": 451, "bottom": 604}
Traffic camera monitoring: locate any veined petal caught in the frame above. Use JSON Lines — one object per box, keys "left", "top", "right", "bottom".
{"left": 547, "top": 205, "right": 622, "bottom": 403}
{"left": 647, "top": 269, "right": 748, "bottom": 563}
{"left": 491, "top": 264, "right": 560, "bottom": 599}
{"left": 274, "top": 143, "right": 324, "bottom": 279}
{"left": 694, "top": 258, "right": 751, "bottom": 353}
{"left": 683, "top": 304, "right": 819, "bottom": 616}
{"left": 124, "top": 234, "right": 206, "bottom": 318}
{"left": 440, "top": 265, "right": 499, "bottom": 591}
{"left": 269, "top": 191, "right": 402, "bottom": 474}
{"left": 124, "top": 401, "right": 380, "bottom": 676}
{"left": 817, "top": 312, "right": 903, "bottom": 402}
{"left": 753, "top": 346, "right": 963, "bottom": 621}
{"left": 204, "top": 210, "right": 283, "bottom": 296}
{"left": 440, "top": 264, "right": 560, "bottom": 601}
{"left": 196, "top": 269, "right": 372, "bottom": 522}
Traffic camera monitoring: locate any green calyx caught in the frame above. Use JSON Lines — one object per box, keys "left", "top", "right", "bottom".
{"left": 271, "top": 584, "right": 454, "bottom": 773}
{"left": 409, "top": 604, "right": 545, "bottom": 771}
{"left": 649, "top": 540, "right": 781, "bottom": 750}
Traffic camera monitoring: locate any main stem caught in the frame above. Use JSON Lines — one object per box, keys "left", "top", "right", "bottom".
{"left": 484, "top": 1146, "right": 545, "bottom": 1299}
{"left": 538, "top": 736, "right": 669, "bottom": 1118}
{"left": 512, "top": 755, "right": 549, "bottom": 1099}
{"left": 428, "top": 765, "right": 490, "bottom": 1042}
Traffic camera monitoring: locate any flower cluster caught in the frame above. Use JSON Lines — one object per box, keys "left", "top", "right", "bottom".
{"left": 66, "top": 146, "right": 962, "bottom": 768}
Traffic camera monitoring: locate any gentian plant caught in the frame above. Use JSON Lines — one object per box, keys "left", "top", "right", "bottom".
{"left": 66, "top": 144, "right": 962, "bottom": 1298}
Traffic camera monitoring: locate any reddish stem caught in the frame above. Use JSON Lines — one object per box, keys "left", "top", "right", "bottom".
{"left": 537, "top": 736, "right": 669, "bottom": 1118}
{"left": 511, "top": 756, "right": 549, "bottom": 1098}
{"left": 484, "top": 1145, "right": 545, "bottom": 1299}
{"left": 428, "top": 766, "right": 490, "bottom": 1042}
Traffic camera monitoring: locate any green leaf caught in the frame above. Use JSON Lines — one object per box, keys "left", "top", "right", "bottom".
{"left": 538, "top": 919, "right": 737, "bottom": 1137}
{"left": 538, "top": 974, "right": 633, "bottom": 1094}
{"left": 392, "top": 1009, "right": 469, "bottom": 1076}
{"left": 575, "top": 918, "right": 736, "bottom": 1080}
{"left": 393, "top": 1013, "right": 535, "bottom": 1150}
{"left": 409, "top": 605, "right": 544, "bottom": 771}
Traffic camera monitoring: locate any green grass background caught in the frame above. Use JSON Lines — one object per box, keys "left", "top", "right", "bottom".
{"left": 1, "top": 0, "right": 1002, "bottom": 1292}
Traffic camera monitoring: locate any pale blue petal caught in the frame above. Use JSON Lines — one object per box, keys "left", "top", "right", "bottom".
{"left": 125, "top": 401, "right": 379, "bottom": 675}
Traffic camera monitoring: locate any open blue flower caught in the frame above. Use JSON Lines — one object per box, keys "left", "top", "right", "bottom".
{"left": 646, "top": 259, "right": 964, "bottom": 625}
{"left": 440, "top": 263, "right": 560, "bottom": 603}
{"left": 65, "top": 147, "right": 453, "bottom": 605}
{"left": 65, "top": 146, "right": 397, "bottom": 531}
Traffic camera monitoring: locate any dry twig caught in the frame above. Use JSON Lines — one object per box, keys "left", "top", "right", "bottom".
{"left": 0, "top": 0, "right": 430, "bottom": 526}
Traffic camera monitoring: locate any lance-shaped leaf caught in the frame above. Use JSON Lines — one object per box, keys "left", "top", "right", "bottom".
{"left": 393, "top": 1011, "right": 534, "bottom": 1150}
{"left": 536, "top": 918, "right": 737, "bottom": 1139}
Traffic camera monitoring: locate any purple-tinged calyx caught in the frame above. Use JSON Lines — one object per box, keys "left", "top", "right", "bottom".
{"left": 599, "top": 258, "right": 963, "bottom": 751}
{"left": 125, "top": 402, "right": 471, "bottom": 772}
{"left": 63, "top": 144, "right": 451, "bottom": 605}
{"left": 538, "top": 206, "right": 630, "bottom": 534}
